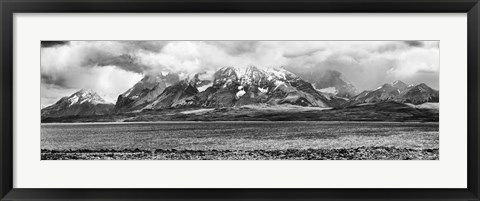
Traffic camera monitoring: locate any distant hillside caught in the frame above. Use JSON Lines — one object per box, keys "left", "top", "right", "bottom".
{"left": 41, "top": 89, "right": 114, "bottom": 118}
{"left": 345, "top": 80, "right": 438, "bottom": 107}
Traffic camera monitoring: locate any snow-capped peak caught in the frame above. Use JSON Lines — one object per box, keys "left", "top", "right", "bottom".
{"left": 374, "top": 81, "right": 408, "bottom": 92}
{"left": 68, "top": 89, "right": 109, "bottom": 105}
{"left": 76, "top": 88, "right": 95, "bottom": 95}
{"left": 214, "top": 66, "right": 298, "bottom": 83}
{"left": 392, "top": 80, "right": 404, "bottom": 85}
{"left": 264, "top": 67, "right": 297, "bottom": 81}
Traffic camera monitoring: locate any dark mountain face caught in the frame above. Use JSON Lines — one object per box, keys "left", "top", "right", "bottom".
{"left": 141, "top": 80, "right": 200, "bottom": 109}
{"left": 213, "top": 67, "right": 239, "bottom": 86}
{"left": 41, "top": 89, "right": 114, "bottom": 118}
{"left": 345, "top": 81, "right": 438, "bottom": 106}
{"left": 114, "top": 73, "right": 180, "bottom": 112}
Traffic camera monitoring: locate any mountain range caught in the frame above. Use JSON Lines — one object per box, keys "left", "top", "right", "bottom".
{"left": 41, "top": 66, "right": 439, "bottom": 120}
{"left": 345, "top": 80, "right": 439, "bottom": 106}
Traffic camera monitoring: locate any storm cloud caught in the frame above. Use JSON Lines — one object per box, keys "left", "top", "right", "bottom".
{"left": 404, "top": 41, "right": 424, "bottom": 47}
{"left": 41, "top": 40, "right": 439, "bottom": 107}
{"left": 41, "top": 41, "right": 70, "bottom": 48}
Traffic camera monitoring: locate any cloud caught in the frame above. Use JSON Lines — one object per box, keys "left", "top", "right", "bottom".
{"left": 41, "top": 65, "right": 143, "bottom": 106}
{"left": 41, "top": 40, "right": 439, "bottom": 106}
{"left": 117, "top": 41, "right": 169, "bottom": 52}
{"left": 204, "top": 41, "right": 259, "bottom": 55}
{"left": 280, "top": 41, "right": 439, "bottom": 90}
{"left": 404, "top": 41, "right": 424, "bottom": 47}
{"left": 95, "top": 54, "right": 149, "bottom": 73}
{"left": 41, "top": 41, "right": 70, "bottom": 48}
{"left": 283, "top": 48, "right": 325, "bottom": 58}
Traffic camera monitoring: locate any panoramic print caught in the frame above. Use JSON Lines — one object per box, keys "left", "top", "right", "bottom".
{"left": 41, "top": 41, "right": 439, "bottom": 160}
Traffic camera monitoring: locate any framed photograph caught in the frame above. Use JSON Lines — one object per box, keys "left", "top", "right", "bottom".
{"left": 1, "top": 0, "right": 479, "bottom": 200}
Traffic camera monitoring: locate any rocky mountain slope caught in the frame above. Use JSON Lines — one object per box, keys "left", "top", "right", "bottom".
{"left": 114, "top": 73, "right": 180, "bottom": 112}
{"left": 394, "top": 83, "right": 439, "bottom": 104}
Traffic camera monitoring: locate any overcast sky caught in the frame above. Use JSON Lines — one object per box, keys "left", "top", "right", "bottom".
{"left": 41, "top": 40, "right": 439, "bottom": 107}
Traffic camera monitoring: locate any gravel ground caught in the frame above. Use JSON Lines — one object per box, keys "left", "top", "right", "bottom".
{"left": 41, "top": 146, "right": 439, "bottom": 160}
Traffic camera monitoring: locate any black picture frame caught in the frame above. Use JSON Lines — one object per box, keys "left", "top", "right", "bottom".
{"left": 1, "top": 0, "right": 479, "bottom": 200}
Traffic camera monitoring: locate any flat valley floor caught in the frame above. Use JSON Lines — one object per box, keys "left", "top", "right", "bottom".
{"left": 41, "top": 121, "right": 439, "bottom": 160}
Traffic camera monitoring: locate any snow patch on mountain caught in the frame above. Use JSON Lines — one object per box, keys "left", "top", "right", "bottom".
{"left": 236, "top": 90, "right": 246, "bottom": 98}
{"left": 68, "top": 96, "right": 79, "bottom": 106}
{"left": 240, "top": 104, "right": 332, "bottom": 111}
{"left": 258, "top": 87, "right": 268, "bottom": 93}
{"left": 180, "top": 108, "right": 215, "bottom": 114}
{"left": 318, "top": 87, "right": 338, "bottom": 94}
{"left": 197, "top": 82, "right": 213, "bottom": 92}
{"left": 265, "top": 67, "right": 291, "bottom": 80}
{"left": 406, "top": 102, "right": 439, "bottom": 110}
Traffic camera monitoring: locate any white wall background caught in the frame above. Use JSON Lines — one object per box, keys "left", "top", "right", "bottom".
{"left": 13, "top": 13, "right": 467, "bottom": 188}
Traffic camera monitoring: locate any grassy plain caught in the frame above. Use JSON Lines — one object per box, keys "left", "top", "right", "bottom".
{"left": 41, "top": 121, "right": 439, "bottom": 160}
{"left": 41, "top": 102, "right": 439, "bottom": 123}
